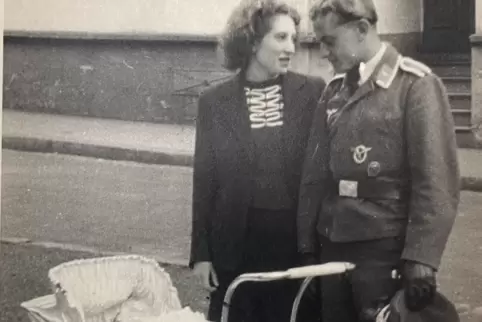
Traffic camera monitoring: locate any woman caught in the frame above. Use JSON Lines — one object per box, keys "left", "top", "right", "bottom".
{"left": 189, "top": 0, "right": 325, "bottom": 321}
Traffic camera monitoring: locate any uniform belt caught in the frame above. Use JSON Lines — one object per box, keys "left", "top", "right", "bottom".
{"left": 332, "top": 179, "right": 406, "bottom": 200}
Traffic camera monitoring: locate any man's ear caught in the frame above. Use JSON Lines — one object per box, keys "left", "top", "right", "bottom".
{"left": 252, "top": 40, "right": 260, "bottom": 54}
{"left": 355, "top": 19, "right": 371, "bottom": 39}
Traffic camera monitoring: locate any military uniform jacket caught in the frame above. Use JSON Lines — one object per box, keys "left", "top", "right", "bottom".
{"left": 297, "top": 44, "right": 460, "bottom": 269}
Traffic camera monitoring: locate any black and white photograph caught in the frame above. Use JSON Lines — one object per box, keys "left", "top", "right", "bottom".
{"left": 1, "top": 0, "right": 482, "bottom": 321}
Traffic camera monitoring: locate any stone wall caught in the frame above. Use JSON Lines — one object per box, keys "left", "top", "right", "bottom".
{"left": 3, "top": 36, "right": 225, "bottom": 123}
{"left": 3, "top": 35, "right": 335, "bottom": 124}
{"left": 470, "top": 1, "right": 482, "bottom": 146}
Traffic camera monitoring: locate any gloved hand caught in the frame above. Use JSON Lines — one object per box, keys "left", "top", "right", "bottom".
{"left": 401, "top": 260, "right": 436, "bottom": 312}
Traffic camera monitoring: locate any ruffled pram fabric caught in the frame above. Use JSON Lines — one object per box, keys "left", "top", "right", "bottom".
{"left": 20, "top": 255, "right": 209, "bottom": 322}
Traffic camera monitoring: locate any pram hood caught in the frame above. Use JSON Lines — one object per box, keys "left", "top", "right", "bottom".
{"left": 21, "top": 255, "right": 207, "bottom": 322}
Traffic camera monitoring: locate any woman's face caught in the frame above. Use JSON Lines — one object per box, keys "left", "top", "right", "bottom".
{"left": 251, "top": 14, "right": 297, "bottom": 78}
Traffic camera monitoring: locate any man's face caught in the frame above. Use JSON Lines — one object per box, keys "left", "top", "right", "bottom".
{"left": 312, "top": 13, "right": 362, "bottom": 73}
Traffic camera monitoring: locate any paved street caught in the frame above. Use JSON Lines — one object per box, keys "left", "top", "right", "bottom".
{"left": 2, "top": 150, "right": 193, "bottom": 264}
{"left": 3, "top": 150, "right": 482, "bottom": 320}
{"left": 437, "top": 190, "right": 482, "bottom": 319}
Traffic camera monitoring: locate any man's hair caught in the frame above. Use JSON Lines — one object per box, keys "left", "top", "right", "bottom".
{"left": 219, "top": 0, "right": 301, "bottom": 72}
{"left": 309, "top": 0, "right": 378, "bottom": 26}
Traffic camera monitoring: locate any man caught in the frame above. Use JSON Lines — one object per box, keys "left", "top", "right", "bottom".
{"left": 297, "top": 0, "right": 460, "bottom": 321}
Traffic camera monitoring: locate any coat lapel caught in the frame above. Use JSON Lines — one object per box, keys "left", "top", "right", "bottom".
{"left": 345, "top": 80, "right": 375, "bottom": 107}
{"left": 281, "top": 72, "right": 306, "bottom": 149}
{"left": 217, "top": 73, "right": 254, "bottom": 164}
{"left": 280, "top": 72, "right": 307, "bottom": 191}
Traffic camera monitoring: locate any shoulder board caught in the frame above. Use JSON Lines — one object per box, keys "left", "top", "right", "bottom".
{"left": 399, "top": 57, "right": 432, "bottom": 78}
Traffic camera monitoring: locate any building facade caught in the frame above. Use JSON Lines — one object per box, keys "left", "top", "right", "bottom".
{"left": 471, "top": 0, "right": 482, "bottom": 147}
{"left": 3, "top": 0, "right": 479, "bottom": 146}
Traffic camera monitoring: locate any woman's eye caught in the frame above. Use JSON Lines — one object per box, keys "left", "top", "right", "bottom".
{"left": 275, "top": 33, "right": 287, "bottom": 40}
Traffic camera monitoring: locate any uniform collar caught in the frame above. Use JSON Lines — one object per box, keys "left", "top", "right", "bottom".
{"left": 369, "top": 43, "right": 402, "bottom": 89}
{"left": 328, "top": 43, "right": 401, "bottom": 89}
{"left": 358, "top": 43, "right": 387, "bottom": 85}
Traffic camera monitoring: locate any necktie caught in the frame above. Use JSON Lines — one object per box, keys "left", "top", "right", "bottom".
{"left": 344, "top": 64, "right": 361, "bottom": 96}
{"left": 326, "top": 65, "right": 361, "bottom": 129}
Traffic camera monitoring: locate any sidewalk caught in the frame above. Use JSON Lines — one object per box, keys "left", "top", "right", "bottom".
{"left": 3, "top": 109, "right": 482, "bottom": 191}
{"left": 2, "top": 110, "right": 195, "bottom": 167}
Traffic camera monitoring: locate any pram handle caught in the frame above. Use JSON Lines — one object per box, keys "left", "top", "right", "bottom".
{"left": 220, "top": 262, "right": 355, "bottom": 322}
{"left": 286, "top": 262, "right": 355, "bottom": 279}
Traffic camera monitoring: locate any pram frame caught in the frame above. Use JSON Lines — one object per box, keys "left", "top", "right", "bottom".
{"left": 220, "top": 262, "right": 355, "bottom": 322}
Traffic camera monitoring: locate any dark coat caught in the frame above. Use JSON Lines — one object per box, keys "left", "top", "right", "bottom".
{"left": 190, "top": 71, "right": 325, "bottom": 271}
{"left": 297, "top": 44, "right": 460, "bottom": 269}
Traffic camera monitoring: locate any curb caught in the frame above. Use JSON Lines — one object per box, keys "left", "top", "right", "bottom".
{"left": 2, "top": 136, "right": 194, "bottom": 168}
{"left": 0, "top": 237, "right": 189, "bottom": 268}
{"left": 4, "top": 136, "right": 482, "bottom": 193}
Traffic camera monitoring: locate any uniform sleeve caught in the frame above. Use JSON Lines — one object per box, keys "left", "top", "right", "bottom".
{"left": 401, "top": 74, "right": 460, "bottom": 269}
{"left": 189, "top": 93, "right": 217, "bottom": 268}
{"left": 297, "top": 85, "right": 330, "bottom": 255}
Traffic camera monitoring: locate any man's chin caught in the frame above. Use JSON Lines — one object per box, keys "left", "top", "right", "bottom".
{"left": 330, "top": 63, "right": 342, "bottom": 74}
{"left": 332, "top": 64, "right": 347, "bottom": 74}
{"left": 278, "top": 67, "right": 289, "bottom": 74}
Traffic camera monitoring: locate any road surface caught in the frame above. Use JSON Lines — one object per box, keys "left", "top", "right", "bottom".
{"left": 2, "top": 150, "right": 193, "bottom": 264}
{"left": 2, "top": 150, "right": 482, "bottom": 319}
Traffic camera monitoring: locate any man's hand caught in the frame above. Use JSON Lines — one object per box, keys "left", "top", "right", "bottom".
{"left": 402, "top": 260, "right": 436, "bottom": 312}
{"left": 193, "top": 261, "right": 219, "bottom": 292}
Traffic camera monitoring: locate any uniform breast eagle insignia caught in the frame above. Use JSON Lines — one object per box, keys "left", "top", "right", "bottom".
{"left": 351, "top": 145, "right": 372, "bottom": 164}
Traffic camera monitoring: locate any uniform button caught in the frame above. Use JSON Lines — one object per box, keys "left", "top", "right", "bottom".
{"left": 367, "top": 161, "right": 381, "bottom": 177}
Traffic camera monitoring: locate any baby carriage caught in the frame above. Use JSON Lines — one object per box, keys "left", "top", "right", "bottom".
{"left": 20, "top": 254, "right": 355, "bottom": 322}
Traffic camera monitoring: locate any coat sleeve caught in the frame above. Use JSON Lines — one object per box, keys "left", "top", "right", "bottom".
{"left": 297, "top": 83, "right": 330, "bottom": 255}
{"left": 401, "top": 74, "right": 460, "bottom": 270}
{"left": 189, "top": 93, "right": 217, "bottom": 268}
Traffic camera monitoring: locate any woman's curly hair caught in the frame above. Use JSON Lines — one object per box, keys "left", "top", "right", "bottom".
{"left": 219, "top": 0, "right": 301, "bottom": 72}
